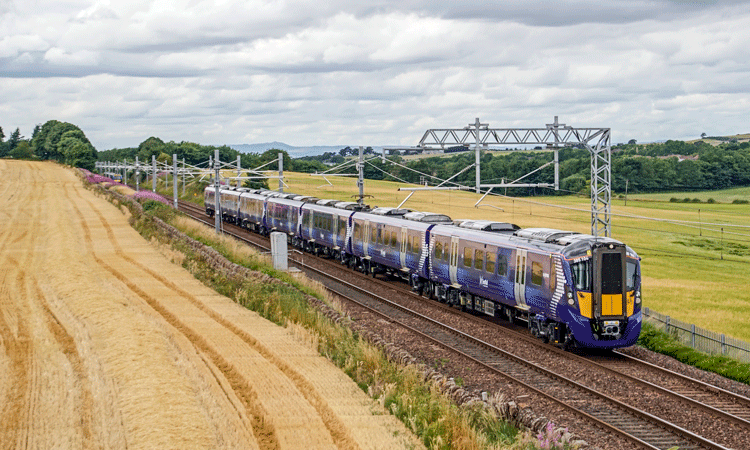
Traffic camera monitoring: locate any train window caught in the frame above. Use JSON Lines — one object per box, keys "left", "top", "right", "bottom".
{"left": 391, "top": 230, "right": 398, "bottom": 248}
{"left": 626, "top": 261, "right": 638, "bottom": 291}
{"left": 497, "top": 254, "right": 508, "bottom": 276}
{"left": 463, "top": 247, "right": 472, "bottom": 267}
{"left": 531, "top": 262, "right": 544, "bottom": 286}
{"left": 571, "top": 260, "right": 591, "bottom": 291}
{"left": 474, "top": 249, "right": 483, "bottom": 270}
{"left": 372, "top": 226, "right": 378, "bottom": 243}
{"left": 435, "top": 241, "right": 443, "bottom": 260}
{"left": 486, "top": 251, "right": 495, "bottom": 274}
{"left": 354, "top": 223, "right": 361, "bottom": 241}
{"left": 338, "top": 218, "right": 346, "bottom": 236}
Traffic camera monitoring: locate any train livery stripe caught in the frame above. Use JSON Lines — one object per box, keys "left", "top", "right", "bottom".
{"left": 549, "top": 255, "right": 565, "bottom": 321}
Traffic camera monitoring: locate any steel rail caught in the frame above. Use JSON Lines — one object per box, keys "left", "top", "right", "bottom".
{"left": 175, "top": 199, "right": 732, "bottom": 449}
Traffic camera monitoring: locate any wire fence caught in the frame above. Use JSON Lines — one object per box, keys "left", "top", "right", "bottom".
{"left": 643, "top": 307, "right": 750, "bottom": 363}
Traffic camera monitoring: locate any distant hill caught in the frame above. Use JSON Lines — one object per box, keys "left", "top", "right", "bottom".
{"left": 230, "top": 142, "right": 358, "bottom": 157}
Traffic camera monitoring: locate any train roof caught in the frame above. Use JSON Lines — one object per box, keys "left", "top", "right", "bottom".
{"left": 291, "top": 195, "right": 320, "bottom": 203}
{"left": 456, "top": 220, "right": 520, "bottom": 233}
{"left": 369, "top": 207, "right": 412, "bottom": 216}
{"left": 431, "top": 224, "right": 638, "bottom": 259}
{"left": 403, "top": 211, "right": 453, "bottom": 223}
{"left": 333, "top": 201, "right": 368, "bottom": 211}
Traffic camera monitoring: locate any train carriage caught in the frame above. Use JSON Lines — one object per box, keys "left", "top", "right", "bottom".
{"left": 219, "top": 188, "right": 242, "bottom": 224}
{"left": 265, "top": 196, "right": 304, "bottom": 238}
{"left": 204, "top": 186, "right": 217, "bottom": 216}
{"left": 238, "top": 191, "right": 266, "bottom": 233}
{"left": 299, "top": 203, "right": 354, "bottom": 259}
{"left": 427, "top": 225, "right": 641, "bottom": 349}
{"left": 349, "top": 210, "right": 449, "bottom": 285}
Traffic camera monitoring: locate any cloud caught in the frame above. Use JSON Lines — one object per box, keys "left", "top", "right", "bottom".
{"left": 0, "top": 34, "right": 49, "bottom": 58}
{"left": 0, "top": 0, "right": 749, "bottom": 149}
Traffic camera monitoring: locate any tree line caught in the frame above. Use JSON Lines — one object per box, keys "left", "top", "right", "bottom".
{"left": 0, "top": 121, "right": 98, "bottom": 170}
{"left": 6, "top": 119, "right": 748, "bottom": 196}
{"left": 98, "top": 137, "right": 332, "bottom": 189}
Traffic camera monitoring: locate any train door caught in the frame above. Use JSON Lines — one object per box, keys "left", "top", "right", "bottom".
{"left": 332, "top": 215, "right": 339, "bottom": 247}
{"left": 296, "top": 207, "right": 303, "bottom": 236}
{"left": 345, "top": 214, "right": 354, "bottom": 254}
{"left": 449, "top": 236, "right": 459, "bottom": 285}
{"left": 514, "top": 249, "right": 529, "bottom": 310}
{"left": 400, "top": 227, "right": 408, "bottom": 268}
{"left": 363, "top": 220, "right": 370, "bottom": 254}
{"left": 593, "top": 244, "right": 627, "bottom": 318}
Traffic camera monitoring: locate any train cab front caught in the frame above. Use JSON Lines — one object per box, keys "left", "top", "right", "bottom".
{"left": 565, "top": 241, "right": 642, "bottom": 349}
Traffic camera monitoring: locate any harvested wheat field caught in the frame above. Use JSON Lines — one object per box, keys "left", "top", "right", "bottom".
{"left": 0, "top": 160, "right": 422, "bottom": 450}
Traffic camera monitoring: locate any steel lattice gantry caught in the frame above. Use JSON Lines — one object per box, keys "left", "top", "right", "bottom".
{"left": 417, "top": 117, "right": 612, "bottom": 237}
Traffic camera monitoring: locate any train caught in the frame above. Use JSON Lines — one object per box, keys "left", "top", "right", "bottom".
{"left": 204, "top": 185, "right": 642, "bottom": 350}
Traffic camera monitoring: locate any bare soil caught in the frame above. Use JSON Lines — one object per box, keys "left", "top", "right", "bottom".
{"left": 0, "top": 160, "right": 422, "bottom": 450}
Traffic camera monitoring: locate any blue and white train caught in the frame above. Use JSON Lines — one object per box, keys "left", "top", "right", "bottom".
{"left": 204, "top": 186, "right": 642, "bottom": 349}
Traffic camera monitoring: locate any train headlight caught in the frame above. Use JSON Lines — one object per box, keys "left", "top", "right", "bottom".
{"left": 635, "top": 290, "right": 641, "bottom": 304}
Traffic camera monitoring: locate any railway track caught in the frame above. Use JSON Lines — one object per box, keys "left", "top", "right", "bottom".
{"left": 175, "top": 199, "right": 745, "bottom": 450}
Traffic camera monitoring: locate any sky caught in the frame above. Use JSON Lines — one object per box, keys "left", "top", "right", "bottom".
{"left": 1, "top": 0, "right": 749, "bottom": 152}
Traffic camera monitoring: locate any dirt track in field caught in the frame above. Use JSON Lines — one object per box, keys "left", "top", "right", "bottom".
{"left": 0, "top": 160, "right": 421, "bottom": 450}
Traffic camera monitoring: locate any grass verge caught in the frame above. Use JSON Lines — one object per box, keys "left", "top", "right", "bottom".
{"left": 638, "top": 323, "right": 750, "bottom": 385}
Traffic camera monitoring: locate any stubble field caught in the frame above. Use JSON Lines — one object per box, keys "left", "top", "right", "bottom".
{"left": 0, "top": 160, "right": 422, "bottom": 450}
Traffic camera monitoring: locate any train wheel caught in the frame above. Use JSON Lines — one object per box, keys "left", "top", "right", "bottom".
{"left": 562, "top": 330, "right": 576, "bottom": 351}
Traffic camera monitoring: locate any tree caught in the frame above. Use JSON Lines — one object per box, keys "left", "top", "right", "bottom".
{"left": 701, "top": 132, "right": 707, "bottom": 139}
{"left": 627, "top": 139, "right": 637, "bottom": 145}
{"left": 8, "top": 128, "right": 22, "bottom": 152}
{"left": 137, "top": 136, "right": 166, "bottom": 161}
{"left": 10, "top": 141, "right": 33, "bottom": 159}
{"left": 0, "top": 126, "right": 4, "bottom": 142}
{"left": 59, "top": 137, "right": 97, "bottom": 170}
{"left": 31, "top": 124, "right": 41, "bottom": 141}
{"left": 31, "top": 121, "right": 88, "bottom": 161}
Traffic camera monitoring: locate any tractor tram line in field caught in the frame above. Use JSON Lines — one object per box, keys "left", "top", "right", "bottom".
{"left": 175, "top": 199, "right": 747, "bottom": 450}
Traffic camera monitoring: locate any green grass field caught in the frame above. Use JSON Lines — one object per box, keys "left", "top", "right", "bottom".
{"left": 281, "top": 173, "right": 750, "bottom": 343}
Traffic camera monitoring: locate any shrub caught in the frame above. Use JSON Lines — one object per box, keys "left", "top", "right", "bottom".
{"left": 691, "top": 198, "right": 701, "bottom": 203}
{"left": 732, "top": 199, "right": 749, "bottom": 204}
{"left": 669, "top": 197, "right": 679, "bottom": 203}
{"left": 638, "top": 323, "right": 750, "bottom": 385}
{"left": 141, "top": 199, "right": 176, "bottom": 221}
{"left": 707, "top": 198, "right": 716, "bottom": 204}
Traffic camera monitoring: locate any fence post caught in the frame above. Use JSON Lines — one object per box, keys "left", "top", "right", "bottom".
{"left": 691, "top": 324, "right": 696, "bottom": 349}
{"left": 665, "top": 316, "right": 670, "bottom": 334}
{"left": 721, "top": 334, "right": 726, "bottom": 355}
